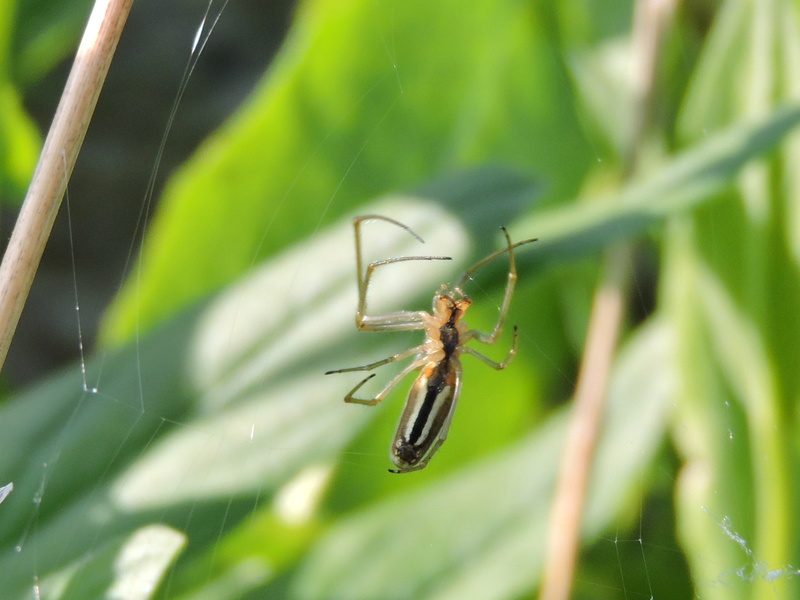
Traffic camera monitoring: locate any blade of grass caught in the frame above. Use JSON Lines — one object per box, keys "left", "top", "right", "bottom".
{"left": 516, "top": 103, "right": 800, "bottom": 272}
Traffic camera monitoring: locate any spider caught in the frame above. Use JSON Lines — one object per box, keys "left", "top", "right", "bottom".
{"left": 326, "top": 215, "right": 536, "bottom": 473}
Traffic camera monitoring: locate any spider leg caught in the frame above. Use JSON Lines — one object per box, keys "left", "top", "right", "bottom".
{"left": 461, "top": 326, "right": 519, "bottom": 370}
{"left": 325, "top": 344, "right": 425, "bottom": 375}
{"left": 358, "top": 256, "right": 449, "bottom": 330}
{"left": 455, "top": 234, "right": 538, "bottom": 290}
{"left": 343, "top": 356, "right": 427, "bottom": 406}
{"left": 357, "top": 306, "right": 429, "bottom": 332}
{"left": 352, "top": 216, "right": 450, "bottom": 330}
{"left": 456, "top": 228, "right": 536, "bottom": 345}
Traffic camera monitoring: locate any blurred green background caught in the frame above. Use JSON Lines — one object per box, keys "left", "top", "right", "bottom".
{"left": 2, "top": 0, "right": 800, "bottom": 598}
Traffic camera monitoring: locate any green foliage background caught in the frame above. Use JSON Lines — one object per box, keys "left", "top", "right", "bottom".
{"left": 3, "top": 0, "right": 800, "bottom": 598}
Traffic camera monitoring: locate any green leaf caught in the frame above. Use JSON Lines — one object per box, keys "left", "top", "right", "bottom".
{"left": 515, "top": 104, "right": 800, "bottom": 271}
{"left": 12, "top": 4, "right": 800, "bottom": 599}
{"left": 0, "top": 0, "right": 41, "bottom": 205}
{"left": 663, "top": 223, "right": 795, "bottom": 600}
{"left": 12, "top": 0, "right": 92, "bottom": 86}
{"left": 0, "top": 173, "right": 674, "bottom": 598}
{"left": 42, "top": 525, "right": 185, "bottom": 600}
{"left": 4, "top": 98, "right": 799, "bottom": 599}
{"left": 291, "top": 319, "right": 674, "bottom": 600}
{"left": 0, "top": 194, "right": 536, "bottom": 599}
{"left": 664, "top": 4, "right": 800, "bottom": 596}
{"left": 100, "top": 0, "right": 592, "bottom": 346}
{"left": 0, "top": 81, "right": 41, "bottom": 205}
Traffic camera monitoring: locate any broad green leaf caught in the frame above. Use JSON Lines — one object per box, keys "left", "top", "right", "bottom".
{"left": 697, "top": 263, "right": 790, "bottom": 599}
{"left": 10, "top": 6, "right": 800, "bottom": 599}
{"left": 0, "top": 0, "right": 41, "bottom": 205}
{"left": 515, "top": 104, "right": 800, "bottom": 271}
{"left": 664, "top": 222, "right": 795, "bottom": 600}
{"left": 663, "top": 222, "right": 751, "bottom": 593}
{"left": 100, "top": 0, "right": 591, "bottom": 346}
{"left": 4, "top": 97, "right": 800, "bottom": 594}
{"left": 678, "top": 0, "right": 753, "bottom": 137}
{"left": 12, "top": 0, "right": 92, "bottom": 86}
{"left": 0, "top": 191, "right": 538, "bottom": 599}
{"left": 777, "top": 4, "right": 800, "bottom": 268}
{"left": 666, "top": 5, "right": 800, "bottom": 596}
{"left": 0, "top": 161, "right": 679, "bottom": 598}
{"left": 0, "top": 81, "right": 40, "bottom": 205}
{"left": 291, "top": 319, "right": 674, "bottom": 600}
{"left": 40, "top": 525, "right": 185, "bottom": 600}
{"left": 678, "top": 0, "right": 800, "bottom": 141}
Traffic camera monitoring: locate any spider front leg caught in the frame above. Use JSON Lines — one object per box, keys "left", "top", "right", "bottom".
{"left": 352, "top": 215, "right": 450, "bottom": 331}
{"left": 455, "top": 227, "right": 537, "bottom": 346}
{"left": 461, "top": 227, "right": 518, "bottom": 345}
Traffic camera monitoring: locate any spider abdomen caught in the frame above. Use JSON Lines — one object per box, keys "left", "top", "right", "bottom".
{"left": 391, "top": 360, "right": 458, "bottom": 471}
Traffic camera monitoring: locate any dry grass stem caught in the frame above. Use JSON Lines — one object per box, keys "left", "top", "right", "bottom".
{"left": 538, "top": 1, "right": 677, "bottom": 598}
{"left": 0, "top": 0, "right": 133, "bottom": 372}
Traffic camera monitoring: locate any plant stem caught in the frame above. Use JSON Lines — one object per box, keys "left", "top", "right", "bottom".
{"left": 0, "top": 0, "right": 133, "bottom": 373}
{"left": 538, "top": 1, "right": 677, "bottom": 598}
{"left": 539, "top": 243, "right": 629, "bottom": 600}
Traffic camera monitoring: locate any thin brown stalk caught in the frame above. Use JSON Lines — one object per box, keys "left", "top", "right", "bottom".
{"left": 538, "top": 1, "right": 677, "bottom": 598}
{"left": 0, "top": 0, "right": 133, "bottom": 373}
{"left": 539, "top": 244, "right": 629, "bottom": 600}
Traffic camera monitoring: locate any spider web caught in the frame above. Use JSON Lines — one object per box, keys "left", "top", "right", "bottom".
{"left": 2, "top": 1, "right": 790, "bottom": 599}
